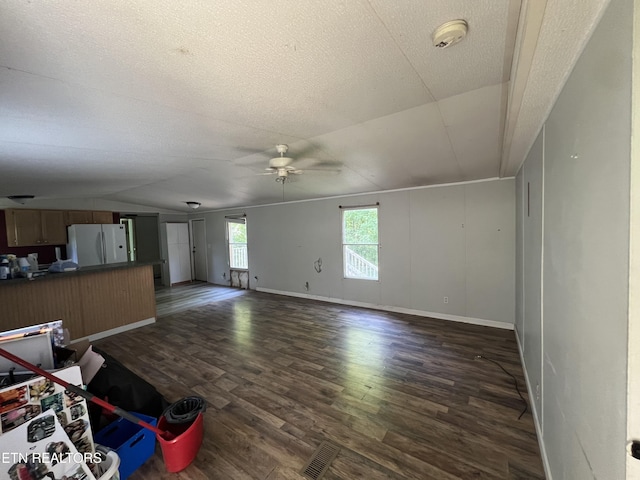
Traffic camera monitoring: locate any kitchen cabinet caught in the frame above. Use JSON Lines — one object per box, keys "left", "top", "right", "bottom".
{"left": 5, "top": 209, "right": 67, "bottom": 247}
{"left": 6, "top": 209, "right": 40, "bottom": 246}
{"left": 65, "top": 210, "right": 113, "bottom": 225}
{"left": 92, "top": 211, "right": 113, "bottom": 224}
{"left": 40, "top": 210, "right": 67, "bottom": 244}
{"left": 66, "top": 210, "right": 92, "bottom": 225}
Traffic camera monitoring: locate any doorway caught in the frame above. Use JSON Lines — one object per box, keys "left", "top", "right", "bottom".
{"left": 119, "top": 218, "right": 136, "bottom": 261}
{"left": 121, "top": 214, "right": 162, "bottom": 285}
{"left": 190, "top": 219, "right": 207, "bottom": 282}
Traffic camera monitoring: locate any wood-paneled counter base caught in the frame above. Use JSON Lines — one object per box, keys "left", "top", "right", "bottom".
{"left": 0, "top": 263, "right": 156, "bottom": 339}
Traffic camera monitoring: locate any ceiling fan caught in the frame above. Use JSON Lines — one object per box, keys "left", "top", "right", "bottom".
{"left": 261, "top": 144, "right": 303, "bottom": 183}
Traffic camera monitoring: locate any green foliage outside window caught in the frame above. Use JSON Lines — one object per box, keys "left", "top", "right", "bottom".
{"left": 343, "top": 208, "right": 378, "bottom": 244}
{"left": 228, "top": 221, "right": 248, "bottom": 269}
{"left": 229, "top": 222, "right": 247, "bottom": 243}
{"left": 343, "top": 208, "right": 379, "bottom": 276}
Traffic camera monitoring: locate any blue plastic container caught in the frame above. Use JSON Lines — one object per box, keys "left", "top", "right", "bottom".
{"left": 94, "top": 412, "right": 157, "bottom": 480}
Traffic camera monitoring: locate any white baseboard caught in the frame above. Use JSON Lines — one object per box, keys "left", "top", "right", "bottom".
{"left": 72, "top": 317, "right": 156, "bottom": 343}
{"left": 515, "top": 328, "right": 552, "bottom": 480}
{"left": 256, "top": 287, "right": 514, "bottom": 330}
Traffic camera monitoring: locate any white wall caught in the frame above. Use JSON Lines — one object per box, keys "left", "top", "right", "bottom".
{"left": 627, "top": 3, "right": 640, "bottom": 478}
{"left": 202, "top": 178, "right": 515, "bottom": 327}
{"left": 515, "top": 168, "right": 524, "bottom": 335}
{"left": 516, "top": 0, "right": 633, "bottom": 477}
{"left": 520, "top": 129, "right": 544, "bottom": 425}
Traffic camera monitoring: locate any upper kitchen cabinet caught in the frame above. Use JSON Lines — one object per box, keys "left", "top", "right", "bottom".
{"left": 5, "top": 209, "right": 67, "bottom": 246}
{"left": 40, "top": 210, "right": 67, "bottom": 244}
{"left": 92, "top": 211, "right": 114, "bottom": 224}
{"left": 6, "top": 209, "right": 39, "bottom": 246}
{"left": 65, "top": 210, "right": 92, "bottom": 225}
{"left": 66, "top": 210, "right": 113, "bottom": 225}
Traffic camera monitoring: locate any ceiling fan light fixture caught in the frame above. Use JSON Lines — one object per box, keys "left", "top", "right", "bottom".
{"left": 186, "top": 201, "right": 201, "bottom": 209}
{"left": 269, "top": 157, "right": 293, "bottom": 168}
{"left": 275, "top": 169, "right": 289, "bottom": 183}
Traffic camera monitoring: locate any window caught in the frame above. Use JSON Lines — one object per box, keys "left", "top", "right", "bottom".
{"left": 342, "top": 207, "right": 379, "bottom": 280}
{"left": 227, "top": 219, "right": 248, "bottom": 269}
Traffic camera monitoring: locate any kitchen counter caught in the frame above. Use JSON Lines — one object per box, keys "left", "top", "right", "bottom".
{"left": 0, "top": 261, "right": 160, "bottom": 340}
{"left": 0, "top": 260, "right": 163, "bottom": 286}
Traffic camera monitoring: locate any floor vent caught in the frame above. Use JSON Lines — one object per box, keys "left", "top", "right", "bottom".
{"left": 300, "top": 441, "right": 341, "bottom": 480}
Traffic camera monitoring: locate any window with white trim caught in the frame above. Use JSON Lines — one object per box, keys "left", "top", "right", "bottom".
{"left": 342, "top": 206, "right": 379, "bottom": 280}
{"left": 227, "top": 218, "right": 248, "bottom": 269}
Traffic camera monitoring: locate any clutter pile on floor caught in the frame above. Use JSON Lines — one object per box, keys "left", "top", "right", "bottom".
{"left": 0, "top": 320, "right": 205, "bottom": 480}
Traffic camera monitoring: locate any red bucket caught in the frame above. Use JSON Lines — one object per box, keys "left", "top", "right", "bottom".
{"left": 156, "top": 412, "right": 204, "bottom": 473}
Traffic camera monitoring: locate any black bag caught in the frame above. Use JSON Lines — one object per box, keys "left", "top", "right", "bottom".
{"left": 87, "top": 348, "right": 168, "bottom": 429}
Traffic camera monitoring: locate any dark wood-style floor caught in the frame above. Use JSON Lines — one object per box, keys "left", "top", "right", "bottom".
{"left": 155, "top": 281, "right": 247, "bottom": 318}
{"left": 96, "top": 284, "right": 545, "bottom": 479}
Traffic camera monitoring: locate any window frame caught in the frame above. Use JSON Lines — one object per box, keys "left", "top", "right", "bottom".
{"left": 227, "top": 218, "right": 248, "bottom": 270}
{"left": 341, "top": 205, "right": 380, "bottom": 281}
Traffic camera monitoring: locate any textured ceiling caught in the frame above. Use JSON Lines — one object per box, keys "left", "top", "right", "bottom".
{"left": 0, "top": 0, "right": 610, "bottom": 212}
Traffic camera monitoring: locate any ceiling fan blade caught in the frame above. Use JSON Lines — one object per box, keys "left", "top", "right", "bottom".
{"left": 236, "top": 146, "right": 271, "bottom": 155}
{"left": 300, "top": 168, "right": 341, "bottom": 175}
{"left": 233, "top": 150, "right": 273, "bottom": 166}
{"left": 288, "top": 140, "right": 335, "bottom": 160}
{"left": 292, "top": 144, "right": 316, "bottom": 158}
{"left": 307, "top": 159, "right": 343, "bottom": 168}
{"left": 293, "top": 156, "right": 343, "bottom": 171}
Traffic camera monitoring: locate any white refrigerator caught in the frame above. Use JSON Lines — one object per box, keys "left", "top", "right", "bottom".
{"left": 67, "top": 224, "right": 128, "bottom": 267}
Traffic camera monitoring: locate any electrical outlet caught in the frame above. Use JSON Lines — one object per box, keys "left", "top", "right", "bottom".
{"left": 536, "top": 383, "right": 540, "bottom": 400}
{"left": 444, "top": 296, "right": 449, "bottom": 304}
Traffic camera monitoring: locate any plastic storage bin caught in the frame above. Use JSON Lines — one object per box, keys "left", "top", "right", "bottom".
{"left": 94, "top": 413, "right": 157, "bottom": 480}
{"left": 96, "top": 447, "right": 121, "bottom": 480}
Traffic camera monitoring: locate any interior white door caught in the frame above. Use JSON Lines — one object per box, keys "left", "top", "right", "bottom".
{"left": 178, "top": 244, "right": 191, "bottom": 282}
{"left": 191, "top": 219, "right": 207, "bottom": 281}
{"left": 166, "top": 223, "right": 191, "bottom": 285}
{"left": 167, "top": 243, "right": 182, "bottom": 284}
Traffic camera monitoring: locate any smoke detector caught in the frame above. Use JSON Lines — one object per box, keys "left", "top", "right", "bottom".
{"left": 432, "top": 20, "right": 468, "bottom": 48}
